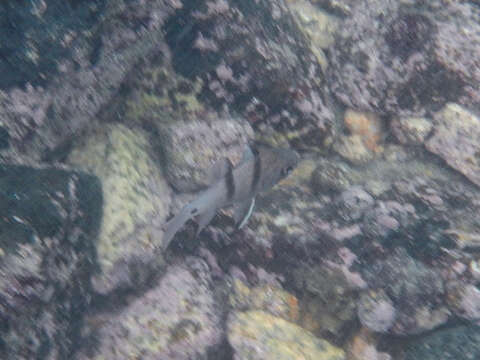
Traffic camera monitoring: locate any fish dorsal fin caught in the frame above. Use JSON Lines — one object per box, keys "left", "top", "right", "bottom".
{"left": 234, "top": 197, "right": 256, "bottom": 229}
{"left": 208, "top": 157, "right": 233, "bottom": 184}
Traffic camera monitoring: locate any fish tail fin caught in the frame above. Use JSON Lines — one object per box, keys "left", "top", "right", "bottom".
{"left": 162, "top": 204, "right": 195, "bottom": 250}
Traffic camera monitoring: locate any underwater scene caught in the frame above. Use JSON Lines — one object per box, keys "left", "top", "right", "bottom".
{"left": 1, "top": 0, "right": 480, "bottom": 359}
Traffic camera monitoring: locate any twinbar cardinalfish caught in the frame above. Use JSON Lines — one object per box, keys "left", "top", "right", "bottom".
{"left": 162, "top": 142, "right": 299, "bottom": 249}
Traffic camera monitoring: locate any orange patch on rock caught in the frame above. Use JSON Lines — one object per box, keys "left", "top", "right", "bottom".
{"left": 344, "top": 109, "right": 384, "bottom": 153}
{"left": 287, "top": 293, "right": 299, "bottom": 322}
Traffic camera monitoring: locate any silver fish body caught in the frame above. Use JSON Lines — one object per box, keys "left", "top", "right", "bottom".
{"left": 161, "top": 142, "right": 299, "bottom": 249}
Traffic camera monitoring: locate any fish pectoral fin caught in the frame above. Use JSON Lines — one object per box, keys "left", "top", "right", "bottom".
{"left": 239, "top": 143, "right": 255, "bottom": 164}
{"left": 234, "top": 197, "right": 256, "bottom": 229}
{"left": 195, "top": 208, "right": 217, "bottom": 238}
{"left": 208, "top": 157, "right": 233, "bottom": 185}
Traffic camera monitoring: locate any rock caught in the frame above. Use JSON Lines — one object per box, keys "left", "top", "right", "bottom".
{"left": 287, "top": 0, "right": 339, "bottom": 71}
{"left": 357, "top": 290, "right": 396, "bottom": 333}
{"left": 244, "top": 159, "right": 365, "bottom": 251}
{"left": 347, "top": 329, "right": 392, "bottom": 360}
{"left": 335, "top": 187, "right": 374, "bottom": 222}
{"left": 79, "top": 258, "right": 222, "bottom": 360}
{"left": 328, "top": 0, "right": 480, "bottom": 117}
{"left": 328, "top": 247, "right": 367, "bottom": 289}
{"left": 0, "top": 1, "right": 105, "bottom": 89}
{"left": 0, "top": 164, "right": 102, "bottom": 359}
{"left": 251, "top": 183, "right": 327, "bottom": 247}
{"left": 425, "top": 103, "right": 480, "bottom": 188}
{"left": 333, "top": 134, "right": 374, "bottom": 165}
{"left": 229, "top": 279, "right": 300, "bottom": 323}
{"left": 391, "top": 116, "right": 433, "bottom": 145}
{"left": 470, "top": 260, "right": 480, "bottom": 282}
{"left": 362, "top": 201, "right": 416, "bottom": 240}
{"left": 361, "top": 248, "right": 449, "bottom": 335}
{"left": 0, "top": 0, "right": 177, "bottom": 162}
{"left": 433, "top": 3, "right": 480, "bottom": 107}
{"left": 288, "top": 0, "right": 339, "bottom": 50}
{"left": 123, "top": 50, "right": 207, "bottom": 126}
{"left": 358, "top": 183, "right": 455, "bottom": 260}
{"left": 404, "top": 325, "right": 480, "bottom": 360}
{"left": 344, "top": 109, "right": 384, "bottom": 153}
{"left": 381, "top": 144, "right": 410, "bottom": 163}
{"left": 67, "top": 123, "right": 170, "bottom": 294}
{"left": 163, "top": 0, "right": 336, "bottom": 150}
{"left": 292, "top": 264, "right": 357, "bottom": 338}
{"left": 311, "top": 0, "right": 354, "bottom": 17}
{"left": 446, "top": 281, "right": 480, "bottom": 321}
{"left": 311, "top": 158, "right": 354, "bottom": 194}
{"left": 444, "top": 228, "right": 480, "bottom": 250}
{"left": 227, "top": 310, "right": 345, "bottom": 360}
{"left": 160, "top": 116, "right": 254, "bottom": 192}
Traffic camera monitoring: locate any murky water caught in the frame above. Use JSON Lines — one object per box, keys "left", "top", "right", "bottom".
{"left": 1, "top": 1, "right": 480, "bottom": 359}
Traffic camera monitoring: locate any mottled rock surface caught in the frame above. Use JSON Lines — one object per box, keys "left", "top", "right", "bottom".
{"left": 160, "top": 116, "right": 254, "bottom": 192}
{"left": 336, "top": 187, "right": 374, "bottom": 222}
{"left": 163, "top": 0, "right": 336, "bottom": 150}
{"left": 446, "top": 282, "right": 480, "bottom": 321}
{"left": 311, "top": 157, "right": 354, "bottom": 193}
{"left": 391, "top": 116, "right": 432, "bottom": 145}
{"left": 251, "top": 181, "right": 328, "bottom": 247}
{"left": 361, "top": 248, "right": 449, "bottom": 335}
{"left": 404, "top": 325, "right": 480, "bottom": 360}
{"left": 292, "top": 263, "right": 357, "bottom": 338}
{"left": 0, "top": 164, "right": 102, "bottom": 359}
{"left": 357, "top": 290, "right": 396, "bottom": 333}
{"left": 0, "top": 0, "right": 178, "bottom": 162}
{"left": 122, "top": 50, "right": 207, "bottom": 126}
{"left": 228, "top": 310, "right": 345, "bottom": 360}
{"left": 328, "top": 0, "right": 480, "bottom": 117}
{"left": 229, "top": 279, "right": 300, "bottom": 323}
{"left": 287, "top": 0, "right": 339, "bottom": 71}
{"left": 333, "top": 134, "right": 374, "bottom": 165}
{"left": 288, "top": 0, "right": 339, "bottom": 51}
{"left": 0, "top": 1, "right": 106, "bottom": 89}
{"left": 426, "top": 103, "right": 480, "bottom": 188}
{"left": 347, "top": 329, "right": 392, "bottom": 360}
{"left": 3, "top": 1, "right": 480, "bottom": 359}
{"left": 67, "top": 123, "right": 170, "bottom": 294}
{"left": 80, "top": 258, "right": 222, "bottom": 360}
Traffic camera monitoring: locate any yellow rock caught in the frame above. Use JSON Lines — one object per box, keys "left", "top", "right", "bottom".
{"left": 333, "top": 134, "right": 374, "bottom": 165}
{"left": 287, "top": 0, "right": 339, "bottom": 50}
{"left": 230, "top": 280, "right": 299, "bottom": 322}
{"left": 228, "top": 310, "right": 345, "bottom": 360}
{"left": 67, "top": 124, "right": 171, "bottom": 292}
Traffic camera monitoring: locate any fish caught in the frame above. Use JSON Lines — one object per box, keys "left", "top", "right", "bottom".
{"left": 161, "top": 142, "right": 300, "bottom": 250}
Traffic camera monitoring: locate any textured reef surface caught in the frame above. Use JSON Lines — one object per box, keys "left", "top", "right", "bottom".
{"left": 1, "top": 0, "right": 480, "bottom": 359}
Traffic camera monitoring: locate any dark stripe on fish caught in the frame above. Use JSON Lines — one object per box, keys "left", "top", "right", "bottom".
{"left": 225, "top": 162, "right": 236, "bottom": 201}
{"left": 251, "top": 145, "right": 261, "bottom": 194}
